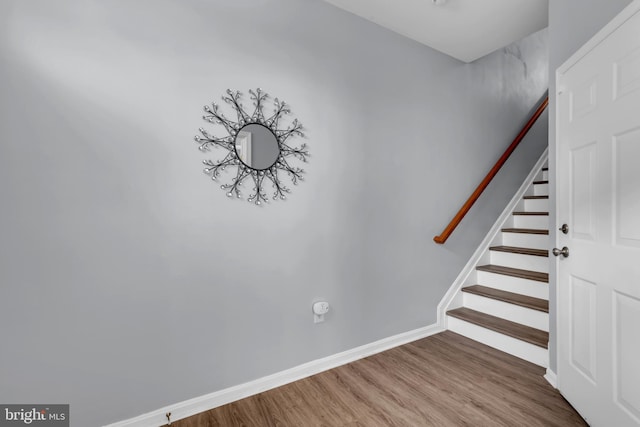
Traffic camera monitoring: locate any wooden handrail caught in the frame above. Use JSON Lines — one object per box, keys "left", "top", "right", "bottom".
{"left": 433, "top": 96, "right": 549, "bottom": 244}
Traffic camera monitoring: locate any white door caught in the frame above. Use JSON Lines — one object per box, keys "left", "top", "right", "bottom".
{"left": 556, "top": 3, "right": 640, "bottom": 426}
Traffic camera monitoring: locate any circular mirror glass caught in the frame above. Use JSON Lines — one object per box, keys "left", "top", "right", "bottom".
{"left": 234, "top": 124, "right": 280, "bottom": 170}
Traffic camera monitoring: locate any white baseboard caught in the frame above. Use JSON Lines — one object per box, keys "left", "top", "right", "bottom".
{"left": 544, "top": 368, "right": 558, "bottom": 388}
{"left": 436, "top": 148, "right": 549, "bottom": 325}
{"left": 104, "top": 323, "right": 443, "bottom": 427}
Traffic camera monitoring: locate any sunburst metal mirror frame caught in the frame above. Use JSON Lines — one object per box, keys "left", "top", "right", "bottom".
{"left": 194, "top": 88, "right": 309, "bottom": 205}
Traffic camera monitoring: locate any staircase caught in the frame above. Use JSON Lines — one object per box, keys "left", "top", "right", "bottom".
{"left": 445, "top": 165, "right": 550, "bottom": 367}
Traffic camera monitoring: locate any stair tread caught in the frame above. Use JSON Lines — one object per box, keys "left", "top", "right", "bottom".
{"left": 462, "top": 285, "right": 549, "bottom": 312}
{"left": 512, "top": 211, "right": 549, "bottom": 216}
{"left": 489, "top": 246, "right": 548, "bottom": 257}
{"left": 476, "top": 264, "right": 548, "bottom": 283}
{"left": 502, "top": 228, "right": 549, "bottom": 235}
{"left": 447, "top": 308, "right": 548, "bottom": 348}
{"left": 523, "top": 195, "right": 549, "bottom": 199}
{"left": 533, "top": 180, "right": 549, "bottom": 185}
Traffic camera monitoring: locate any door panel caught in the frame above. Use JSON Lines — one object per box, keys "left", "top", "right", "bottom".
{"left": 569, "top": 275, "right": 597, "bottom": 383}
{"left": 570, "top": 143, "right": 597, "bottom": 241}
{"left": 613, "top": 129, "right": 640, "bottom": 247}
{"left": 613, "top": 45, "right": 640, "bottom": 101}
{"left": 557, "top": 3, "right": 640, "bottom": 426}
{"left": 570, "top": 78, "right": 598, "bottom": 121}
{"left": 613, "top": 292, "right": 640, "bottom": 421}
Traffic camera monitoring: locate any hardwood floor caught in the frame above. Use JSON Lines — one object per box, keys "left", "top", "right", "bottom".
{"left": 172, "top": 331, "right": 586, "bottom": 427}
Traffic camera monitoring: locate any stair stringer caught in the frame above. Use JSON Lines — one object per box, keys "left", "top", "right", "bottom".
{"left": 436, "top": 148, "right": 549, "bottom": 329}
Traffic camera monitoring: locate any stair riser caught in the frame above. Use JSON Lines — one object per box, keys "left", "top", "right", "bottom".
{"left": 447, "top": 316, "right": 548, "bottom": 367}
{"left": 513, "top": 215, "right": 549, "bottom": 229}
{"left": 490, "top": 252, "right": 549, "bottom": 273}
{"left": 501, "top": 232, "right": 548, "bottom": 250}
{"left": 524, "top": 199, "right": 549, "bottom": 211}
{"left": 542, "top": 170, "right": 549, "bottom": 181}
{"left": 476, "top": 270, "right": 548, "bottom": 299}
{"left": 533, "top": 183, "right": 549, "bottom": 196}
{"left": 462, "top": 293, "right": 549, "bottom": 331}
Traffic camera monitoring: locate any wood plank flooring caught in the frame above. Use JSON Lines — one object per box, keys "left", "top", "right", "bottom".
{"left": 171, "top": 331, "right": 586, "bottom": 427}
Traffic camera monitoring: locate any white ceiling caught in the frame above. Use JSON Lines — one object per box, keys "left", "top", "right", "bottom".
{"left": 322, "top": 0, "right": 549, "bottom": 63}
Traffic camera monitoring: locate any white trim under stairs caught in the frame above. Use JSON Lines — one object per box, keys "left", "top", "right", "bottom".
{"left": 438, "top": 149, "right": 550, "bottom": 367}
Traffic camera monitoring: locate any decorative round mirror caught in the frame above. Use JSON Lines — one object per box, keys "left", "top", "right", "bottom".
{"left": 194, "top": 88, "right": 309, "bottom": 205}
{"left": 234, "top": 123, "right": 280, "bottom": 170}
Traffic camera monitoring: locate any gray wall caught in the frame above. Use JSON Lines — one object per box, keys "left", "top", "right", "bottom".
{"left": 547, "top": 0, "right": 633, "bottom": 373}
{"left": 0, "top": 1, "right": 547, "bottom": 425}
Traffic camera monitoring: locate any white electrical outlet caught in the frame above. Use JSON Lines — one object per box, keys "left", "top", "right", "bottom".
{"left": 312, "top": 301, "right": 330, "bottom": 323}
